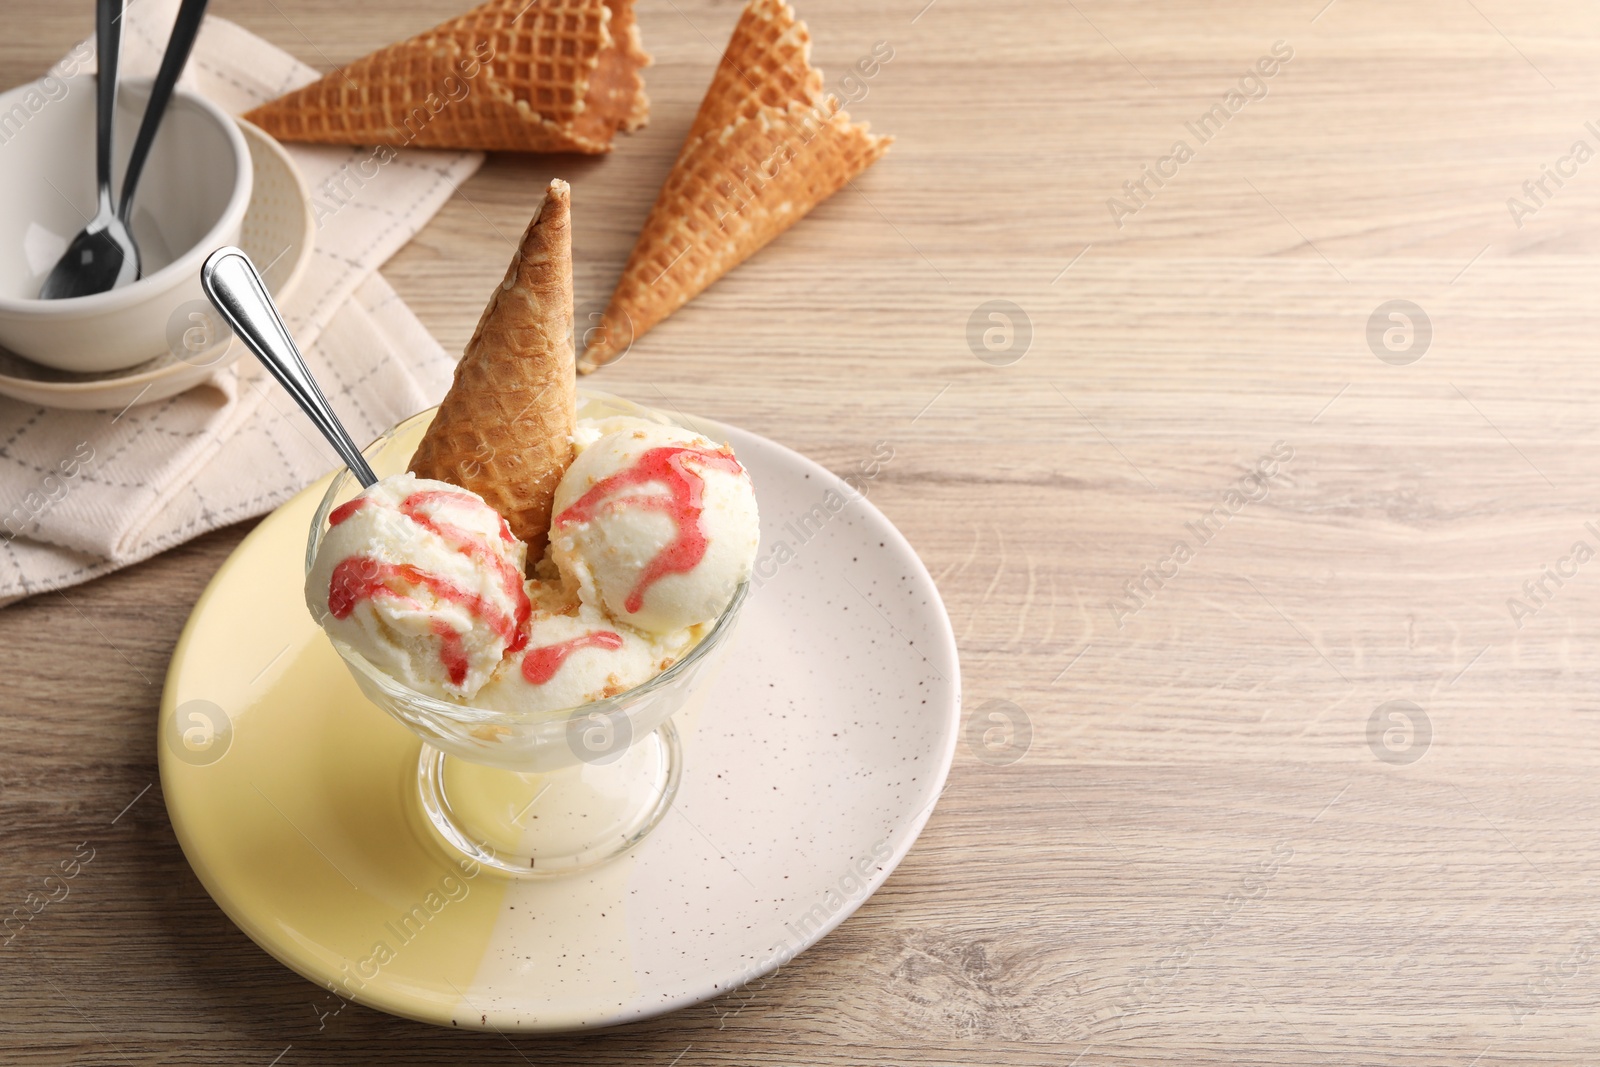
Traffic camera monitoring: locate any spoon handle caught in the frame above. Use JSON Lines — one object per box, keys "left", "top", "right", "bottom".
{"left": 94, "top": 0, "right": 124, "bottom": 219}
{"left": 119, "top": 0, "right": 209, "bottom": 223}
{"left": 200, "top": 247, "right": 379, "bottom": 488}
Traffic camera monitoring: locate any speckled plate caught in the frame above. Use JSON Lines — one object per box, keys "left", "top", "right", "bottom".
{"left": 158, "top": 413, "right": 960, "bottom": 1032}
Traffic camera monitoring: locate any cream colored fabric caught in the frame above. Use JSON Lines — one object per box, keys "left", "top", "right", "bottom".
{"left": 0, "top": 0, "right": 482, "bottom": 602}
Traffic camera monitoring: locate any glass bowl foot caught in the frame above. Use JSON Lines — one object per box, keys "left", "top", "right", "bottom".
{"left": 416, "top": 719, "right": 682, "bottom": 877}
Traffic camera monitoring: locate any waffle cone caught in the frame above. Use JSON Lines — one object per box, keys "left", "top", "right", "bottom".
{"left": 579, "top": 0, "right": 890, "bottom": 371}
{"left": 409, "top": 180, "right": 576, "bottom": 555}
{"left": 243, "top": 0, "right": 650, "bottom": 154}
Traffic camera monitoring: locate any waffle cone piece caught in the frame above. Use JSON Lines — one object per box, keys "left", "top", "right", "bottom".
{"left": 409, "top": 180, "right": 576, "bottom": 556}
{"left": 243, "top": 0, "right": 650, "bottom": 154}
{"left": 579, "top": 0, "right": 890, "bottom": 371}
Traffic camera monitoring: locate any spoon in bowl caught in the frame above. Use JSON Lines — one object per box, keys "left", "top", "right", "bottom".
{"left": 40, "top": 0, "right": 209, "bottom": 300}
{"left": 116, "top": 0, "right": 210, "bottom": 238}
{"left": 200, "top": 247, "right": 378, "bottom": 488}
{"left": 39, "top": 0, "right": 138, "bottom": 300}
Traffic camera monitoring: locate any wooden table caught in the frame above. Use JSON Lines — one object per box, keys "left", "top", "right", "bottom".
{"left": 7, "top": 0, "right": 1600, "bottom": 1061}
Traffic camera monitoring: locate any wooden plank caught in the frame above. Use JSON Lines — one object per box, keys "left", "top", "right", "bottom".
{"left": 5, "top": 0, "right": 1600, "bottom": 1061}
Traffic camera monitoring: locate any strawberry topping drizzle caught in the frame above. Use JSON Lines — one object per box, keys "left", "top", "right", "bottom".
{"left": 325, "top": 484, "right": 533, "bottom": 686}
{"left": 554, "top": 446, "right": 743, "bottom": 615}
{"left": 520, "top": 631, "right": 625, "bottom": 686}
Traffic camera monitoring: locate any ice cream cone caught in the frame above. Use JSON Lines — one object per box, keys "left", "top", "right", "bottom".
{"left": 408, "top": 179, "right": 577, "bottom": 555}
{"left": 578, "top": 0, "right": 890, "bottom": 372}
{"left": 243, "top": 0, "right": 650, "bottom": 154}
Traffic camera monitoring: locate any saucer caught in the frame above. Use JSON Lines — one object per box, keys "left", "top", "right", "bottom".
{"left": 158, "top": 416, "right": 960, "bottom": 1032}
{"left": 0, "top": 119, "right": 313, "bottom": 411}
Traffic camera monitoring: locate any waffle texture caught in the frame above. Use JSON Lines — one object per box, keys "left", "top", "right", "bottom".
{"left": 244, "top": 0, "right": 650, "bottom": 153}
{"left": 579, "top": 0, "right": 890, "bottom": 371}
{"left": 408, "top": 180, "right": 577, "bottom": 556}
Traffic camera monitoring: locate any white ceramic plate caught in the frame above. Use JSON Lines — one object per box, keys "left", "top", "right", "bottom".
{"left": 0, "top": 119, "right": 313, "bottom": 411}
{"left": 159, "top": 416, "right": 961, "bottom": 1032}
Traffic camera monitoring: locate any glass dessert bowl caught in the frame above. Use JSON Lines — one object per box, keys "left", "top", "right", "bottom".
{"left": 305, "top": 390, "right": 750, "bottom": 877}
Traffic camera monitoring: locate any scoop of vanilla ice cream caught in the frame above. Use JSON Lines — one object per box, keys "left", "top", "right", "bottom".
{"left": 473, "top": 587, "right": 698, "bottom": 714}
{"left": 549, "top": 417, "right": 759, "bottom": 635}
{"left": 305, "top": 472, "right": 530, "bottom": 699}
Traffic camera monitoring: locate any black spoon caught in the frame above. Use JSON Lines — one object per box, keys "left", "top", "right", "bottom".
{"left": 117, "top": 0, "right": 210, "bottom": 233}
{"left": 39, "top": 0, "right": 136, "bottom": 300}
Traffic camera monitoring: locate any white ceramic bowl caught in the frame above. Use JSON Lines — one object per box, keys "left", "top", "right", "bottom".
{"left": 0, "top": 119, "right": 315, "bottom": 411}
{"left": 0, "top": 75, "right": 252, "bottom": 372}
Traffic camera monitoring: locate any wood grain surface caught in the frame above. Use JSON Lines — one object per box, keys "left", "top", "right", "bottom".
{"left": 6, "top": 0, "right": 1600, "bottom": 1062}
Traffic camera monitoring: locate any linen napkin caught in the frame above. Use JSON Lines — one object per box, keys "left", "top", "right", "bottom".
{"left": 0, "top": 0, "right": 483, "bottom": 603}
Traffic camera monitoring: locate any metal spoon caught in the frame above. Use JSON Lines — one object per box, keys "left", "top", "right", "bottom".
{"left": 117, "top": 0, "right": 210, "bottom": 231}
{"left": 200, "top": 247, "right": 378, "bottom": 487}
{"left": 39, "top": 0, "right": 139, "bottom": 300}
